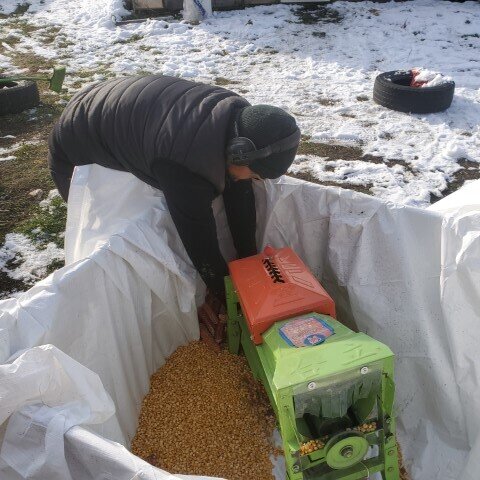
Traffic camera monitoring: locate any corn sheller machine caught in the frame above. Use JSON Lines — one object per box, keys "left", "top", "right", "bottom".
{"left": 225, "top": 246, "right": 400, "bottom": 480}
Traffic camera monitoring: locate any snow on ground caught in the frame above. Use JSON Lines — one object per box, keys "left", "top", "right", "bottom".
{"left": 0, "top": 139, "right": 41, "bottom": 162}
{"left": 0, "top": 189, "right": 66, "bottom": 298}
{"left": 0, "top": 0, "right": 479, "bottom": 290}
{"left": 1, "top": 1, "right": 479, "bottom": 206}
{"left": 0, "top": 232, "right": 63, "bottom": 284}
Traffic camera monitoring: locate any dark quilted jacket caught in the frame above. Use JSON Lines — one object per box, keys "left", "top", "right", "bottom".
{"left": 48, "top": 75, "right": 257, "bottom": 299}
{"left": 48, "top": 75, "right": 250, "bottom": 193}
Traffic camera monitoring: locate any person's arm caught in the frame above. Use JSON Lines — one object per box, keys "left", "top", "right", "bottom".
{"left": 47, "top": 127, "right": 74, "bottom": 202}
{"left": 156, "top": 163, "right": 228, "bottom": 299}
{"left": 222, "top": 177, "right": 257, "bottom": 258}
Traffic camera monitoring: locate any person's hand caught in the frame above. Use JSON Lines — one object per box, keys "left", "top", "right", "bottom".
{"left": 205, "top": 291, "right": 226, "bottom": 316}
{"left": 197, "top": 291, "right": 227, "bottom": 349}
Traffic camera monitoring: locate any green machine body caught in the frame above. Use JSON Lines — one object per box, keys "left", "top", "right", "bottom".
{"left": 225, "top": 247, "right": 400, "bottom": 480}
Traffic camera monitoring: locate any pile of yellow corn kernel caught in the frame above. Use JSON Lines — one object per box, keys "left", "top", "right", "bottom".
{"left": 353, "top": 421, "right": 377, "bottom": 434}
{"left": 131, "top": 341, "right": 276, "bottom": 480}
{"left": 300, "top": 438, "right": 326, "bottom": 456}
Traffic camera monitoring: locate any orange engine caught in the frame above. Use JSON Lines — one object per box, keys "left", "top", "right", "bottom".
{"left": 228, "top": 245, "right": 336, "bottom": 344}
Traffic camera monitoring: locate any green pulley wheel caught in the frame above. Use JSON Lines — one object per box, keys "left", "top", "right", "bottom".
{"left": 325, "top": 432, "right": 369, "bottom": 470}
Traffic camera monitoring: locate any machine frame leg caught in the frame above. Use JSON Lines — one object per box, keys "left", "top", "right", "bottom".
{"left": 380, "top": 359, "right": 400, "bottom": 480}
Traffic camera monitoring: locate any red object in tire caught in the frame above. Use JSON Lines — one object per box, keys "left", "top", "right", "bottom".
{"left": 410, "top": 69, "right": 428, "bottom": 88}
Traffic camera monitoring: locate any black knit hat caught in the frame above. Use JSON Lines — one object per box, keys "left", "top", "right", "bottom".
{"left": 235, "top": 105, "right": 300, "bottom": 179}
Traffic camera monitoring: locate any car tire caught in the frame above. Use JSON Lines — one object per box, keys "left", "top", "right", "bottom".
{"left": 373, "top": 70, "right": 455, "bottom": 114}
{"left": 0, "top": 78, "right": 40, "bottom": 116}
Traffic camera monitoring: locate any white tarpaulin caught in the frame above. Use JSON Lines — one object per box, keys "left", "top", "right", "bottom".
{"left": 0, "top": 164, "right": 479, "bottom": 480}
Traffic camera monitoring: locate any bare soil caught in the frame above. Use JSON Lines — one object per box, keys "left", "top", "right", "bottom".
{"left": 0, "top": 43, "right": 68, "bottom": 295}
{"left": 289, "top": 140, "right": 479, "bottom": 202}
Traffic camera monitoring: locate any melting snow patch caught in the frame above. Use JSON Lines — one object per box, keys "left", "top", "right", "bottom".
{"left": 0, "top": 141, "right": 41, "bottom": 162}
{"left": 0, "top": 145, "right": 18, "bottom": 156}
{"left": 0, "top": 233, "right": 64, "bottom": 284}
{"left": 0, "top": 0, "right": 479, "bottom": 206}
{"left": 0, "top": 189, "right": 66, "bottom": 293}
{"left": 39, "top": 189, "right": 62, "bottom": 213}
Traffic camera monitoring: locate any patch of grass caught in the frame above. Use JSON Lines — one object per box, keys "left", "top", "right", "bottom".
{"left": 0, "top": 193, "right": 67, "bottom": 296}
{"left": 57, "top": 39, "right": 74, "bottom": 49}
{"left": 0, "top": 143, "right": 56, "bottom": 245}
{"left": 73, "top": 69, "right": 108, "bottom": 82}
{"left": 0, "top": 34, "right": 21, "bottom": 49}
{"left": 45, "top": 258, "right": 65, "bottom": 275}
{"left": 0, "top": 102, "right": 66, "bottom": 296}
{"left": 378, "top": 131, "right": 394, "bottom": 140}
{"left": 292, "top": 5, "right": 343, "bottom": 25}
{"left": 71, "top": 80, "right": 84, "bottom": 89}
{"left": 0, "top": 3, "right": 30, "bottom": 18}
{"left": 39, "top": 26, "right": 61, "bottom": 44}
{"left": 317, "top": 97, "right": 338, "bottom": 107}
{"left": 298, "top": 141, "right": 363, "bottom": 159}
{"left": 297, "top": 140, "right": 413, "bottom": 172}
{"left": 114, "top": 34, "right": 144, "bottom": 44}
{"left": 262, "top": 47, "right": 279, "bottom": 55}
{"left": 10, "top": 50, "right": 55, "bottom": 74}
{"left": 71, "top": 66, "right": 115, "bottom": 84}
{"left": 139, "top": 45, "right": 154, "bottom": 51}
{"left": 6, "top": 18, "right": 40, "bottom": 36}
{"left": 0, "top": 270, "right": 26, "bottom": 299}
{"left": 289, "top": 170, "right": 374, "bottom": 197}
{"left": 214, "top": 77, "right": 240, "bottom": 86}
{"left": 0, "top": 16, "right": 70, "bottom": 297}
{"left": 1, "top": 93, "right": 64, "bottom": 139}
{"left": 17, "top": 195, "right": 67, "bottom": 249}
{"left": 0, "top": 65, "right": 65, "bottom": 246}
{"left": 431, "top": 158, "right": 480, "bottom": 203}
{"left": 74, "top": 70, "right": 94, "bottom": 79}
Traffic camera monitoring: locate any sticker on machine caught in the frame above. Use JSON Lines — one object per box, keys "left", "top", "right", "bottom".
{"left": 279, "top": 316, "right": 335, "bottom": 347}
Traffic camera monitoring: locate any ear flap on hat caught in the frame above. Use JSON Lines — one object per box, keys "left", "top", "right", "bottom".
{"left": 226, "top": 137, "right": 257, "bottom": 165}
